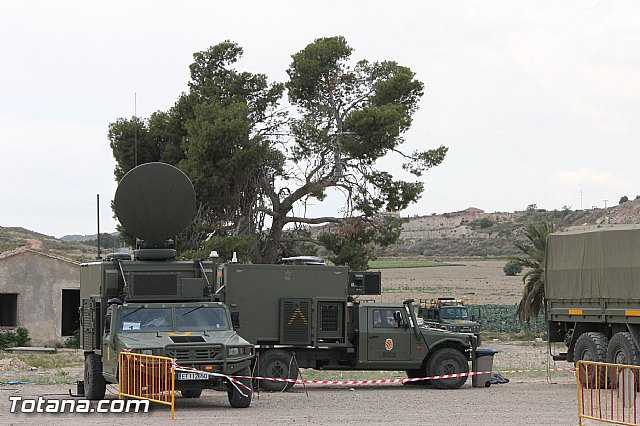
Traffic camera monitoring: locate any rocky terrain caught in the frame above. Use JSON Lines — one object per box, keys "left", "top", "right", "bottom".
{"left": 387, "top": 198, "right": 640, "bottom": 257}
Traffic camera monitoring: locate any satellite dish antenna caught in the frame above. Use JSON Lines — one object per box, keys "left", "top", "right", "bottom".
{"left": 114, "top": 162, "right": 196, "bottom": 249}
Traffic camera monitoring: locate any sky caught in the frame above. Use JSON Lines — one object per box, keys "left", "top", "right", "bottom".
{"left": 1, "top": 0, "right": 638, "bottom": 238}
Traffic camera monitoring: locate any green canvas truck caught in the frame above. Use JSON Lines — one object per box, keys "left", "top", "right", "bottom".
{"left": 79, "top": 163, "right": 254, "bottom": 407}
{"left": 546, "top": 225, "right": 640, "bottom": 373}
{"left": 218, "top": 263, "right": 478, "bottom": 391}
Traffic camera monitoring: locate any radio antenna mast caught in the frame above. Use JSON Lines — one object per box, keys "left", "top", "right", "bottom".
{"left": 134, "top": 92, "right": 138, "bottom": 167}
{"left": 96, "top": 193, "right": 102, "bottom": 260}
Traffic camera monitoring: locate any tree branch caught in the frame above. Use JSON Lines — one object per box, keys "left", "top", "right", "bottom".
{"left": 284, "top": 216, "right": 346, "bottom": 225}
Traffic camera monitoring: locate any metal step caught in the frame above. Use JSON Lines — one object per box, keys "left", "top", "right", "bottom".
{"left": 552, "top": 352, "right": 568, "bottom": 361}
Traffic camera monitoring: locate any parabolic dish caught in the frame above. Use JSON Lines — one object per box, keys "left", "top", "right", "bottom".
{"left": 114, "top": 162, "right": 196, "bottom": 246}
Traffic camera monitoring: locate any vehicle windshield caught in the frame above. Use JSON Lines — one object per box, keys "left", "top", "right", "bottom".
{"left": 120, "top": 307, "right": 172, "bottom": 332}
{"left": 176, "top": 307, "right": 229, "bottom": 330}
{"left": 439, "top": 307, "right": 469, "bottom": 320}
{"left": 119, "top": 306, "right": 230, "bottom": 332}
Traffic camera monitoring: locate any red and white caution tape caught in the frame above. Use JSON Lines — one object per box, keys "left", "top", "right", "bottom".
{"left": 235, "top": 367, "right": 577, "bottom": 386}
{"left": 174, "top": 362, "right": 577, "bottom": 389}
{"left": 174, "top": 364, "right": 254, "bottom": 396}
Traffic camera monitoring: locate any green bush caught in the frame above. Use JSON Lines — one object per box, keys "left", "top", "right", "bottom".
{"left": 0, "top": 328, "right": 30, "bottom": 349}
{"left": 64, "top": 329, "right": 80, "bottom": 349}
{"left": 503, "top": 260, "right": 523, "bottom": 276}
{"left": 470, "top": 217, "right": 494, "bottom": 229}
{"left": 0, "top": 331, "right": 16, "bottom": 349}
{"left": 15, "top": 327, "right": 30, "bottom": 346}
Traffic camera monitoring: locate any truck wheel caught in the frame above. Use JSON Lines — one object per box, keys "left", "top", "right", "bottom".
{"left": 606, "top": 332, "right": 640, "bottom": 389}
{"left": 227, "top": 367, "right": 252, "bottom": 408}
{"left": 180, "top": 389, "right": 202, "bottom": 398}
{"left": 574, "top": 332, "right": 609, "bottom": 388}
{"left": 257, "top": 350, "right": 298, "bottom": 391}
{"left": 84, "top": 353, "right": 106, "bottom": 400}
{"left": 425, "top": 348, "right": 468, "bottom": 389}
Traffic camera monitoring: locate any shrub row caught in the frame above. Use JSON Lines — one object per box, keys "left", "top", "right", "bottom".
{"left": 467, "top": 304, "right": 546, "bottom": 333}
{"left": 0, "top": 327, "right": 31, "bottom": 349}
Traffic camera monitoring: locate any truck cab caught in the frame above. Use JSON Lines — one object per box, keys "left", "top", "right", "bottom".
{"left": 101, "top": 301, "right": 253, "bottom": 382}
{"left": 419, "top": 298, "right": 481, "bottom": 345}
{"left": 354, "top": 300, "right": 476, "bottom": 389}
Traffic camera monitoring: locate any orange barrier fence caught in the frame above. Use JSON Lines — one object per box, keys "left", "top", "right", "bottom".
{"left": 576, "top": 360, "right": 639, "bottom": 425}
{"left": 118, "top": 352, "right": 175, "bottom": 419}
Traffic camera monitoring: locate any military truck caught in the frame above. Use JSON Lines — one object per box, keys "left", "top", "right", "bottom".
{"left": 418, "top": 298, "right": 481, "bottom": 344}
{"left": 217, "top": 263, "right": 478, "bottom": 391}
{"left": 546, "top": 226, "right": 640, "bottom": 371}
{"left": 80, "top": 163, "right": 254, "bottom": 407}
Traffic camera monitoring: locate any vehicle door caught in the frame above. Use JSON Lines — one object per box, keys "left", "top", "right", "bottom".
{"left": 366, "top": 307, "right": 411, "bottom": 362}
{"left": 101, "top": 305, "right": 118, "bottom": 378}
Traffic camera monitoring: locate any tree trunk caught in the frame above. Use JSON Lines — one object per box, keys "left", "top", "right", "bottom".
{"left": 252, "top": 214, "right": 286, "bottom": 264}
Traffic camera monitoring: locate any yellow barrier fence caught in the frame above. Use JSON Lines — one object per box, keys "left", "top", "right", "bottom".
{"left": 118, "top": 351, "right": 175, "bottom": 420}
{"left": 576, "top": 360, "right": 640, "bottom": 425}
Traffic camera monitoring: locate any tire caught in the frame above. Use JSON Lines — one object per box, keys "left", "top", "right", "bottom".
{"left": 84, "top": 353, "right": 106, "bottom": 400}
{"left": 227, "top": 367, "right": 252, "bottom": 408}
{"left": 606, "top": 332, "right": 640, "bottom": 389}
{"left": 181, "top": 389, "right": 202, "bottom": 398}
{"left": 257, "top": 350, "right": 298, "bottom": 392}
{"left": 574, "top": 332, "right": 609, "bottom": 388}
{"left": 425, "top": 348, "right": 469, "bottom": 390}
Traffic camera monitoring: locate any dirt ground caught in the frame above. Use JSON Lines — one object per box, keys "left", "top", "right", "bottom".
{"left": 377, "top": 259, "right": 524, "bottom": 305}
{"left": 0, "top": 261, "right": 581, "bottom": 425}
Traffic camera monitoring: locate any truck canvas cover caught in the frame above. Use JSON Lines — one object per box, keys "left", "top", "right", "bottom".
{"left": 545, "top": 225, "right": 640, "bottom": 300}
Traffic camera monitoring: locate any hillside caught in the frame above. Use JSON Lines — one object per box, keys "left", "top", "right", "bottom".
{"left": 383, "top": 199, "right": 640, "bottom": 257}
{"left": 3, "top": 199, "right": 639, "bottom": 260}
{"left": 0, "top": 227, "right": 101, "bottom": 262}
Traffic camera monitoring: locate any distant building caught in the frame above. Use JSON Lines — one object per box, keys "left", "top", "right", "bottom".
{"left": 0, "top": 248, "right": 80, "bottom": 345}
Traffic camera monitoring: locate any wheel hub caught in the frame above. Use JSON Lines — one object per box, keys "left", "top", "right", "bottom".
{"left": 270, "top": 362, "right": 285, "bottom": 377}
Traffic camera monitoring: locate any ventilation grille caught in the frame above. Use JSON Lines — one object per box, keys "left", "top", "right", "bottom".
{"left": 320, "top": 304, "right": 339, "bottom": 332}
{"left": 280, "top": 299, "right": 311, "bottom": 345}
{"left": 131, "top": 273, "right": 179, "bottom": 297}
{"left": 317, "top": 302, "right": 344, "bottom": 341}
{"left": 169, "top": 335, "right": 206, "bottom": 343}
{"left": 166, "top": 347, "right": 220, "bottom": 361}
{"left": 81, "top": 299, "right": 95, "bottom": 350}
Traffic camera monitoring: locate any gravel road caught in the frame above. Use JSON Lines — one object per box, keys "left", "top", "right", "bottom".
{"left": 0, "top": 340, "right": 578, "bottom": 425}
{"left": 1, "top": 376, "right": 578, "bottom": 425}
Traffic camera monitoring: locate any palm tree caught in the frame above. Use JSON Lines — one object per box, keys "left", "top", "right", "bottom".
{"left": 514, "top": 222, "right": 554, "bottom": 323}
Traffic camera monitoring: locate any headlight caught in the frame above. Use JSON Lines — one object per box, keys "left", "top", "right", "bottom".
{"left": 228, "top": 346, "right": 249, "bottom": 356}
{"left": 140, "top": 349, "right": 153, "bottom": 355}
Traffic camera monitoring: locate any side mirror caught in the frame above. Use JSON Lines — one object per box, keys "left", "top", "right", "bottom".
{"left": 107, "top": 297, "right": 123, "bottom": 306}
{"left": 231, "top": 312, "right": 240, "bottom": 329}
{"left": 104, "top": 314, "right": 111, "bottom": 332}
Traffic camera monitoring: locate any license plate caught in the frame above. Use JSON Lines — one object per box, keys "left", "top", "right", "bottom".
{"left": 177, "top": 372, "right": 209, "bottom": 380}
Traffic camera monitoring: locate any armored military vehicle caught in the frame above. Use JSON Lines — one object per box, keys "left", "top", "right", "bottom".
{"left": 546, "top": 226, "right": 640, "bottom": 374}
{"left": 217, "top": 264, "right": 478, "bottom": 391}
{"left": 419, "top": 298, "right": 481, "bottom": 344}
{"left": 80, "top": 163, "right": 253, "bottom": 407}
